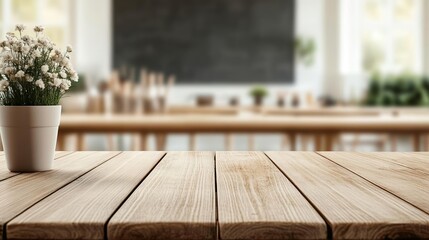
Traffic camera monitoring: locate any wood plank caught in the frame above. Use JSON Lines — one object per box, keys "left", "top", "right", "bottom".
{"left": 0, "top": 151, "right": 72, "bottom": 181}
{"left": 0, "top": 151, "right": 120, "bottom": 239}
{"left": 267, "top": 151, "right": 429, "bottom": 240}
{"left": 216, "top": 151, "right": 326, "bottom": 240}
{"left": 320, "top": 152, "right": 429, "bottom": 216}
{"left": 7, "top": 151, "right": 165, "bottom": 240}
{"left": 108, "top": 151, "right": 216, "bottom": 240}
{"left": 357, "top": 152, "right": 429, "bottom": 173}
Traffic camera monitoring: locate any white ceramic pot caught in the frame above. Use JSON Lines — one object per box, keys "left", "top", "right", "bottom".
{"left": 0, "top": 106, "right": 61, "bottom": 172}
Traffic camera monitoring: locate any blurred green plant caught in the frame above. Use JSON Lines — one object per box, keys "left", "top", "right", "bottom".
{"left": 249, "top": 86, "right": 268, "bottom": 98}
{"left": 364, "top": 73, "right": 429, "bottom": 106}
{"left": 294, "top": 36, "right": 316, "bottom": 67}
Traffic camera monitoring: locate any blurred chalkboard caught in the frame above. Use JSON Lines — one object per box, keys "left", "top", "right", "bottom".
{"left": 113, "top": 0, "right": 295, "bottom": 84}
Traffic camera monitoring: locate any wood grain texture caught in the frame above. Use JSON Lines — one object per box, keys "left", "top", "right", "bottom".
{"left": 0, "top": 152, "right": 71, "bottom": 181}
{"left": 7, "top": 151, "right": 165, "bottom": 240}
{"left": 320, "top": 152, "right": 429, "bottom": 216}
{"left": 108, "top": 151, "right": 216, "bottom": 240}
{"left": 60, "top": 114, "right": 429, "bottom": 133}
{"left": 356, "top": 152, "right": 429, "bottom": 173}
{"left": 0, "top": 151, "right": 120, "bottom": 239}
{"left": 216, "top": 151, "right": 326, "bottom": 240}
{"left": 267, "top": 151, "right": 429, "bottom": 240}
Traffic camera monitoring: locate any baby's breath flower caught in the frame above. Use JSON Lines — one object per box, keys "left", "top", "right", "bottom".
{"left": 70, "top": 72, "right": 79, "bottom": 82}
{"left": 4, "top": 66, "right": 15, "bottom": 75}
{"left": 61, "top": 79, "right": 71, "bottom": 90}
{"left": 0, "top": 25, "right": 77, "bottom": 105}
{"left": 34, "top": 25, "right": 44, "bottom": 33}
{"left": 15, "top": 24, "right": 25, "bottom": 32}
{"left": 0, "top": 79, "right": 9, "bottom": 91}
{"left": 35, "top": 79, "right": 45, "bottom": 89}
{"left": 15, "top": 70, "right": 25, "bottom": 78}
{"left": 51, "top": 78, "right": 62, "bottom": 87}
{"left": 41, "top": 65, "right": 49, "bottom": 73}
{"left": 21, "top": 35, "right": 30, "bottom": 42}
{"left": 59, "top": 71, "right": 67, "bottom": 78}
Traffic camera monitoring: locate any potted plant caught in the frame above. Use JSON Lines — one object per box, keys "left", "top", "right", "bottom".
{"left": 250, "top": 86, "right": 268, "bottom": 106}
{"left": 0, "top": 25, "right": 78, "bottom": 172}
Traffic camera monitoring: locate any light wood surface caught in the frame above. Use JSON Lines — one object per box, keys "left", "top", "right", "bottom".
{"left": 266, "top": 151, "right": 429, "bottom": 239}
{"left": 0, "top": 152, "right": 71, "bottom": 181}
{"left": 320, "top": 152, "right": 429, "bottom": 215}
{"left": 59, "top": 114, "right": 429, "bottom": 151}
{"left": 2, "top": 151, "right": 429, "bottom": 239}
{"left": 0, "top": 151, "right": 120, "bottom": 238}
{"left": 358, "top": 152, "right": 429, "bottom": 172}
{"left": 59, "top": 114, "right": 429, "bottom": 133}
{"left": 216, "top": 151, "right": 326, "bottom": 240}
{"left": 7, "top": 152, "right": 164, "bottom": 240}
{"left": 108, "top": 152, "right": 216, "bottom": 240}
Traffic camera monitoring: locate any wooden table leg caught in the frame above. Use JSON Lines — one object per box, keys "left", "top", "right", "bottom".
{"left": 248, "top": 134, "right": 254, "bottom": 151}
{"left": 106, "top": 134, "right": 116, "bottom": 151}
{"left": 423, "top": 133, "right": 429, "bottom": 152}
{"left": 301, "top": 135, "right": 309, "bottom": 151}
{"left": 413, "top": 133, "right": 421, "bottom": 152}
{"left": 282, "top": 134, "right": 290, "bottom": 150}
{"left": 225, "top": 134, "right": 232, "bottom": 151}
{"left": 56, "top": 133, "right": 65, "bottom": 151}
{"left": 315, "top": 134, "right": 323, "bottom": 151}
{"left": 390, "top": 134, "right": 397, "bottom": 152}
{"left": 289, "top": 133, "right": 297, "bottom": 151}
{"left": 140, "top": 133, "right": 148, "bottom": 151}
{"left": 77, "top": 133, "right": 85, "bottom": 151}
{"left": 190, "top": 133, "right": 196, "bottom": 151}
{"left": 156, "top": 134, "right": 167, "bottom": 151}
{"left": 325, "top": 134, "right": 335, "bottom": 151}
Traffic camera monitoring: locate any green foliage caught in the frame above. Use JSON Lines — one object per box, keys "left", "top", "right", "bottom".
{"left": 0, "top": 81, "right": 63, "bottom": 105}
{"left": 250, "top": 86, "right": 268, "bottom": 98}
{"left": 294, "top": 36, "right": 316, "bottom": 67}
{"left": 364, "top": 73, "right": 429, "bottom": 107}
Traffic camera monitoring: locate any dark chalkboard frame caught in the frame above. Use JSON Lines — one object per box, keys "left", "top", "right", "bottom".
{"left": 113, "top": 0, "right": 295, "bottom": 84}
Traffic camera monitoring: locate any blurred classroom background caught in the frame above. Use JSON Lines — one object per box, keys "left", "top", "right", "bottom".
{"left": 4, "top": 0, "right": 429, "bottom": 151}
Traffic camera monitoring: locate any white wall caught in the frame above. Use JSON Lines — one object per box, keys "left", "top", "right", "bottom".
{"left": 74, "top": 0, "right": 112, "bottom": 87}
{"left": 73, "top": 0, "right": 326, "bottom": 105}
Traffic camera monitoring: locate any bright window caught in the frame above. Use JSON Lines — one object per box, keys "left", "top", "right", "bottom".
{"left": 0, "top": 0, "right": 70, "bottom": 48}
{"left": 360, "top": 0, "right": 422, "bottom": 74}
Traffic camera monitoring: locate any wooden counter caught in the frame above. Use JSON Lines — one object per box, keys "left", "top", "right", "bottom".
{"left": 1, "top": 151, "right": 429, "bottom": 239}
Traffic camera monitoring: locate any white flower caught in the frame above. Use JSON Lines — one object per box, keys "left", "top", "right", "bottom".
{"left": 22, "top": 45, "right": 30, "bottom": 53}
{"left": 1, "top": 52, "right": 12, "bottom": 61}
{"left": 41, "top": 65, "right": 49, "bottom": 73}
{"left": 21, "top": 35, "right": 30, "bottom": 42}
{"left": 15, "top": 24, "right": 25, "bottom": 32}
{"left": 4, "top": 66, "right": 15, "bottom": 75}
{"left": 33, "top": 49, "right": 41, "bottom": 58}
{"left": 66, "top": 45, "right": 72, "bottom": 53}
{"left": 70, "top": 72, "right": 79, "bottom": 82}
{"left": 35, "top": 79, "right": 45, "bottom": 89}
{"left": 51, "top": 78, "right": 62, "bottom": 87}
{"left": 25, "top": 75, "right": 33, "bottom": 82}
{"left": 59, "top": 71, "right": 67, "bottom": 78}
{"left": 14, "top": 70, "right": 25, "bottom": 78}
{"left": 0, "top": 79, "right": 9, "bottom": 91}
{"left": 60, "top": 58, "right": 69, "bottom": 67}
{"left": 61, "top": 79, "right": 71, "bottom": 90}
{"left": 34, "top": 25, "right": 44, "bottom": 33}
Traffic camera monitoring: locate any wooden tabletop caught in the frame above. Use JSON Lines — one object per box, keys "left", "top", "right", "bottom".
{"left": 60, "top": 114, "right": 429, "bottom": 133}
{"left": 1, "top": 151, "right": 429, "bottom": 240}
